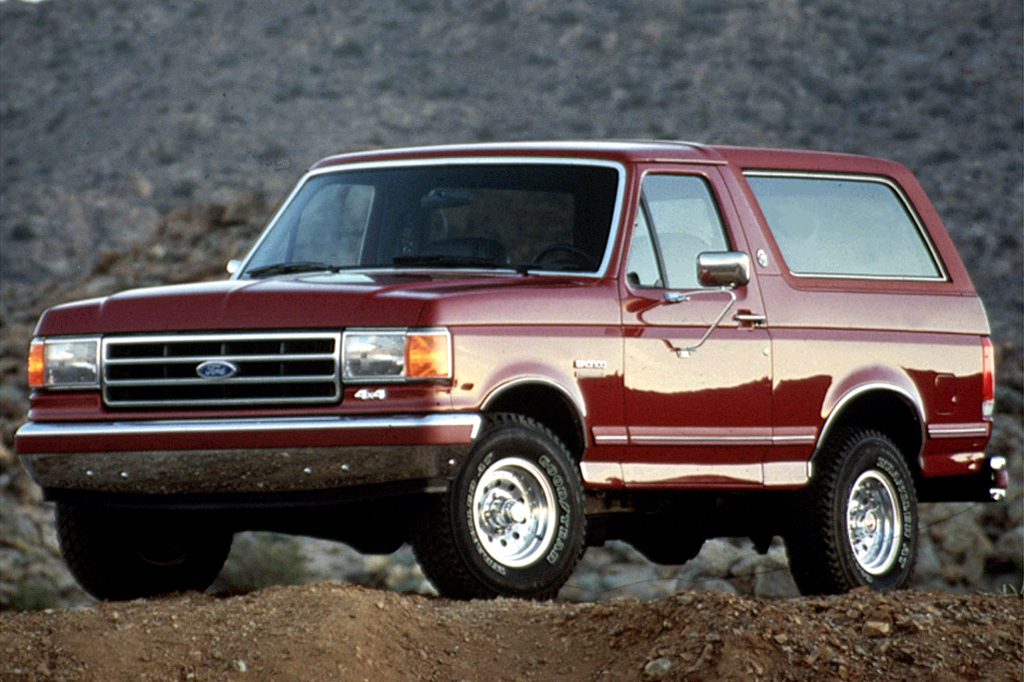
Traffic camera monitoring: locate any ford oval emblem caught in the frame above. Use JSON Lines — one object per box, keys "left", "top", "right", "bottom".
{"left": 196, "top": 360, "right": 239, "bottom": 380}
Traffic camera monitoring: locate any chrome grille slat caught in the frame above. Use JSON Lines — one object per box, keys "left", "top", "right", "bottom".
{"left": 105, "top": 354, "right": 338, "bottom": 365}
{"left": 102, "top": 332, "right": 341, "bottom": 409}
{"left": 104, "top": 376, "right": 337, "bottom": 387}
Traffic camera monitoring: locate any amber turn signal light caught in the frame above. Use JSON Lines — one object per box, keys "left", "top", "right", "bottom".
{"left": 406, "top": 332, "right": 450, "bottom": 379}
{"left": 28, "top": 340, "right": 45, "bottom": 388}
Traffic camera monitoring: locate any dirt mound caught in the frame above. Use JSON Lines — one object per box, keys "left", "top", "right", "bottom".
{"left": 2, "top": 584, "right": 1021, "bottom": 681}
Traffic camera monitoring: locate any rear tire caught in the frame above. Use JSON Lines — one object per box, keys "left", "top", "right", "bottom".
{"left": 56, "top": 504, "right": 232, "bottom": 601}
{"left": 413, "top": 414, "right": 586, "bottom": 599}
{"left": 784, "top": 428, "right": 918, "bottom": 595}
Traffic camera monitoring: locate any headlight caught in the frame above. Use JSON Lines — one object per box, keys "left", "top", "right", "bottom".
{"left": 28, "top": 337, "right": 101, "bottom": 389}
{"left": 342, "top": 329, "right": 451, "bottom": 383}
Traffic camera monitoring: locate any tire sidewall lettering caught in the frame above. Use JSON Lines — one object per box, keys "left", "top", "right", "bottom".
{"left": 465, "top": 450, "right": 508, "bottom": 575}
{"left": 845, "top": 445, "right": 917, "bottom": 584}
{"left": 538, "top": 454, "right": 572, "bottom": 565}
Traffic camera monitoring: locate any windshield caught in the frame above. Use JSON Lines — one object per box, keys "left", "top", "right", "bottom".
{"left": 240, "top": 163, "right": 621, "bottom": 278}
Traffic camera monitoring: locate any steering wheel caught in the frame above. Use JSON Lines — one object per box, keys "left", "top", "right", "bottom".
{"left": 530, "top": 244, "right": 599, "bottom": 271}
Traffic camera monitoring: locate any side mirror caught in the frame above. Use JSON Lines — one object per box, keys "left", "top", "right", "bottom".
{"left": 226, "top": 259, "right": 242, "bottom": 275}
{"left": 697, "top": 251, "right": 750, "bottom": 288}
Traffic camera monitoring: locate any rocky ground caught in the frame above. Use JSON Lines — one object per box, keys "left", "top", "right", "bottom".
{"left": 2, "top": 584, "right": 1022, "bottom": 681}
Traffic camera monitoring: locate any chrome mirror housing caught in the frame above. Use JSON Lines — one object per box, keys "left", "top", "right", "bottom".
{"left": 697, "top": 251, "right": 750, "bottom": 288}
{"left": 226, "top": 259, "right": 242, "bottom": 275}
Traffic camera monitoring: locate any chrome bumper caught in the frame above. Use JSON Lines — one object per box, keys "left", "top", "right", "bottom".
{"left": 16, "top": 415, "right": 481, "bottom": 496}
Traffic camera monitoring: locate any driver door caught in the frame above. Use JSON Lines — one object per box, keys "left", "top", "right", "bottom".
{"left": 619, "top": 165, "right": 772, "bottom": 487}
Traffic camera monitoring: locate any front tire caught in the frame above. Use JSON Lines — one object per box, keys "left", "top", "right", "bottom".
{"left": 784, "top": 428, "right": 918, "bottom": 594}
{"left": 413, "top": 414, "right": 586, "bottom": 599}
{"left": 56, "top": 504, "right": 233, "bottom": 601}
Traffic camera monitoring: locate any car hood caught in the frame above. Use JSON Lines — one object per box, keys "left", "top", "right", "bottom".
{"left": 34, "top": 271, "right": 613, "bottom": 336}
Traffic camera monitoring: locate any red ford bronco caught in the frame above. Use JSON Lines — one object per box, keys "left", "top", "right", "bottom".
{"left": 17, "top": 141, "right": 1006, "bottom": 601}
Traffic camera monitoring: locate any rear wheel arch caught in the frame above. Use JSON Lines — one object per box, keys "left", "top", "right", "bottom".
{"left": 815, "top": 384, "right": 925, "bottom": 476}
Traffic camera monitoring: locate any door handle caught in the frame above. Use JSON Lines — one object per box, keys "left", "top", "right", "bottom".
{"left": 734, "top": 312, "right": 767, "bottom": 326}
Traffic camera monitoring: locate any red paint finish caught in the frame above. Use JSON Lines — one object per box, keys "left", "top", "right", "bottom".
{"left": 619, "top": 164, "right": 772, "bottom": 488}
{"left": 18, "top": 141, "right": 997, "bottom": 503}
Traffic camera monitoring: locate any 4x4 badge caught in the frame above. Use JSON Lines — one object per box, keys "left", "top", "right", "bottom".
{"left": 354, "top": 388, "right": 388, "bottom": 401}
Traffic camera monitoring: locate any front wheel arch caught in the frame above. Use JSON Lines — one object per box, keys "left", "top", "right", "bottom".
{"left": 482, "top": 380, "right": 588, "bottom": 460}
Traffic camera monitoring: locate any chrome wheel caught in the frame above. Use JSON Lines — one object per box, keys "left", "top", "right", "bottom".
{"left": 846, "top": 469, "right": 902, "bottom": 575}
{"left": 471, "top": 456, "right": 557, "bottom": 568}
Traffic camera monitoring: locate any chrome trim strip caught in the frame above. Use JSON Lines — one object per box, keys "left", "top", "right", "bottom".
{"left": 17, "top": 414, "right": 483, "bottom": 440}
{"left": 631, "top": 435, "right": 772, "bottom": 444}
{"left": 631, "top": 435, "right": 815, "bottom": 444}
{"left": 102, "top": 332, "right": 342, "bottom": 345}
{"left": 743, "top": 170, "right": 948, "bottom": 282}
{"left": 593, "top": 435, "right": 629, "bottom": 443}
{"left": 105, "top": 376, "right": 337, "bottom": 388}
{"left": 599, "top": 429, "right": 817, "bottom": 445}
{"left": 235, "top": 156, "right": 628, "bottom": 281}
{"left": 927, "top": 424, "right": 990, "bottom": 438}
{"left": 106, "top": 353, "right": 338, "bottom": 365}
{"left": 771, "top": 435, "right": 817, "bottom": 444}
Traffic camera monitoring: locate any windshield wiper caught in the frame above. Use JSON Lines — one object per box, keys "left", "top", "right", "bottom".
{"left": 244, "top": 261, "right": 343, "bottom": 278}
{"left": 393, "top": 255, "right": 530, "bottom": 274}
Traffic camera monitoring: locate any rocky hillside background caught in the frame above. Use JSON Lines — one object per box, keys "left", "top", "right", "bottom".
{"left": 1, "top": 0, "right": 1021, "bottom": 610}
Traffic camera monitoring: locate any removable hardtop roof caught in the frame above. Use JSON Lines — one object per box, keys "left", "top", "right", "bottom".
{"left": 310, "top": 140, "right": 907, "bottom": 177}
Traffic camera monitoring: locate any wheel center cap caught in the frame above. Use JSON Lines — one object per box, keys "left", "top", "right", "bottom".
{"left": 507, "top": 500, "right": 529, "bottom": 525}
{"left": 863, "top": 512, "right": 878, "bottom": 535}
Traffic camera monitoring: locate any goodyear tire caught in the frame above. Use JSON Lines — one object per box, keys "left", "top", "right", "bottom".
{"left": 413, "top": 414, "right": 586, "bottom": 599}
{"left": 784, "top": 428, "right": 918, "bottom": 594}
{"left": 56, "top": 504, "right": 232, "bottom": 601}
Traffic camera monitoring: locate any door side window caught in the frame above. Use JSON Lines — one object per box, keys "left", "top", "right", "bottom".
{"left": 625, "top": 207, "right": 663, "bottom": 287}
{"left": 627, "top": 175, "right": 730, "bottom": 289}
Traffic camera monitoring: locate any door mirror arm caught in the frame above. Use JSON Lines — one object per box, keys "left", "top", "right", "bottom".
{"left": 663, "top": 286, "right": 738, "bottom": 357}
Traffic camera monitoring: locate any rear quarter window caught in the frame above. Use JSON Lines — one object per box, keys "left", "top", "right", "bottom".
{"left": 746, "top": 173, "right": 944, "bottom": 280}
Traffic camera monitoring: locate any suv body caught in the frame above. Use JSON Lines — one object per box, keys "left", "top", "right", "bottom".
{"left": 17, "top": 141, "right": 1005, "bottom": 600}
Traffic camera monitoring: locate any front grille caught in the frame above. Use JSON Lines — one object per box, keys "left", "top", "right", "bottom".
{"left": 102, "top": 332, "right": 341, "bottom": 408}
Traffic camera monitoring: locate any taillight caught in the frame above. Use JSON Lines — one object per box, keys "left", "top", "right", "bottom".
{"left": 981, "top": 336, "right": 995, "bottom": 420}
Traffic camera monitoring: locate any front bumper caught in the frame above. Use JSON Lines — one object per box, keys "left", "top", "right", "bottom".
{"left": 16, "top": 415, "right": 481, "bottom": 496}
